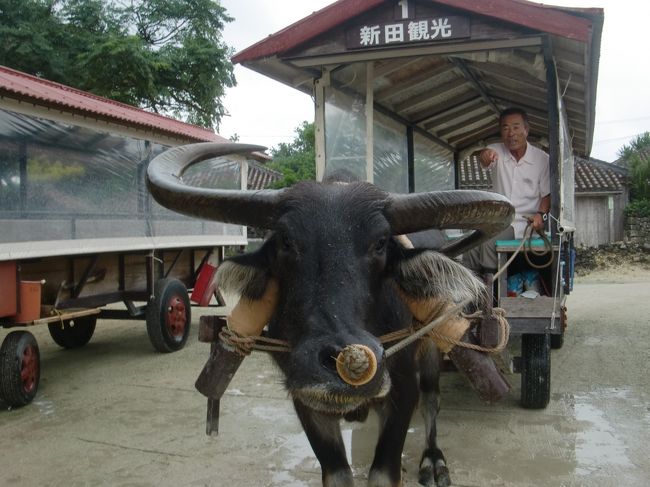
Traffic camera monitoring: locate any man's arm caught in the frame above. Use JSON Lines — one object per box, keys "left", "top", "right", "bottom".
{"left": 531, "top": 194, "right": 551, "bottom": 232}
{"left": 538, "top": 194, "right": 550, "bottom": 214}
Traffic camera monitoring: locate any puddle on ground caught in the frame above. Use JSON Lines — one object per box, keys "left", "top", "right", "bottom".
{"left": 232, "top": 386, "right": 645, "bottom": 486}
{"left": 583, "top": 336, "right": 606, "bottom": 346}
{"left": 573, "top": 389, "right": 633, "bottom": 476}
{"left": 224, "top": 388, "right": 245, "bottom": 396}
{"left": 270, "top": 469, "right": 314, "bottom": 487}
{"left": 250, "top": 404, "right": 287, "bottom": 422}
{"left": 267, "top": 429, "right": 319, "bottom": 485}
{"left": 262, "top": 412, "right": 382, "bottom": 485}
{"left": 34, "top": 397, "right": 56, "bottom": 417}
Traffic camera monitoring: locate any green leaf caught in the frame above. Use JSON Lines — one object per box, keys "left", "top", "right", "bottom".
{"left": 268, "top": 122, "right": 316, "bottom": 188}
{"left": 0, "top": 0, "right": 235, "bottom": 129}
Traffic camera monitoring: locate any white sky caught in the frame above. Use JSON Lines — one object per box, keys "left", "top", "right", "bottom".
{"left": 218, "top": 0, "right": 650, "bottom": 162}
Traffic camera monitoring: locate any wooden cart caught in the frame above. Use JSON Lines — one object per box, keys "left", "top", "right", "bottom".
{"left": 493, "top": 234, "right": 575, "bottom": 408}
{"left": 230, "top": 0, "right": 602, "bottom": 408}
{"left": 0, "top": 74, "right": 252, "bottom": 407}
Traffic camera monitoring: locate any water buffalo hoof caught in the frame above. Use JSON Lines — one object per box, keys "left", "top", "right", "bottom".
{"left": 418, "top": 461, "right": 451, "bottom": 487}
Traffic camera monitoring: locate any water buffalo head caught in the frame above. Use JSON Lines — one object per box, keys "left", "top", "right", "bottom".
{"left": 146, "top": 142, "right": 514, "bottom": 414}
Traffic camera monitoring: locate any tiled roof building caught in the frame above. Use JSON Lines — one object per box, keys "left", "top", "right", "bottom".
{"left": 248, "top": 162, "right": 282, "bottom": 190}
{"left": 459, "top": 153, "right": 627, "bottom": 194}
{"left": 458, "top": 152, "right": 629, "bottom": 246}
{"left": 574, "top": 158, "right": 626, "bottom": 194}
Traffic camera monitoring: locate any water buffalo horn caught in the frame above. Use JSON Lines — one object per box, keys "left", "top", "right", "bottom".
{"left": 386, "top": 190, "right": 514, "bottom": 257}
{"left": 146, "top": 142, "right": 282, "bottom": 229}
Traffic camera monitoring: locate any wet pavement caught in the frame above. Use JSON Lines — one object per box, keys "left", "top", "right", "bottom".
{"left": 1, "top": 275, "right": 649, "bottom": 486}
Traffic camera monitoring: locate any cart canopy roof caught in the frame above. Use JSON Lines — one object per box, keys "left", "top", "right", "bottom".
{"left": 0, "top": 65, "right": 225, "bottom": 144}
{"left": 233, "top": 0, "right": 603, "bottom": 157}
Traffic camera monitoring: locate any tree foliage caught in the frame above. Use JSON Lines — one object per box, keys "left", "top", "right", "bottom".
{"left": 618, "top": 132, "right": 650, "bottom": 201}
{"left": 268, "top": 121, "right": 316, "bottom": 188}
{"left": 624, "top": 199, "right": 650, "bottom": 218}
{"left": 0, "top": 0, "right": 236, "bottom": 129}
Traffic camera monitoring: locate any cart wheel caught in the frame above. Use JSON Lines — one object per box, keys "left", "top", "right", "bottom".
{"left": 48, "top": 316, "right": 97, "bottom": 349}
{"left": 146, "top": 278, "right": 191, "bottom": 353}
{"left": 520, "top": 333, "right": 551, "bottom": 409}
{"left": 0, "top": 331, "right": 40, "bottom": 407}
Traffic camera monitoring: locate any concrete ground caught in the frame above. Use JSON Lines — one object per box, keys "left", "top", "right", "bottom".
{"left": 1, "top": 273, "right": 649, "bottom": 487}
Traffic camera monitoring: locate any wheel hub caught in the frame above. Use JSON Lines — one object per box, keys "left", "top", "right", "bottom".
{"left": 20, "top": 344, "right": 39, "bottom": 394}
{"left": 165, "top": 295, "right": 187, "bottom": 339}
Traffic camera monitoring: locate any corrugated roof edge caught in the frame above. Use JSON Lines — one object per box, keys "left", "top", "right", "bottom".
{"left": 0, "top": 65, "right": 226, "bottom": 143}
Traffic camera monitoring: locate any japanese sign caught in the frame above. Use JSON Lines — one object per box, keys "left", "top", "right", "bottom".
{"left": 345, "top": 16, "right": 470, "bottom": 50}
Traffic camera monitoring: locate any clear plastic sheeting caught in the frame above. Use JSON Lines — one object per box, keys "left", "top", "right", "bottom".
{"left": 413, "top": 132, "right": 455, "bottom": 193}
{"left": 324, "top": 87, "right": 367, "bottom": 182}
{"left": 0, "top": 109, "right": 245, "bottom": 260}
{"left": 324, "top": 85, "right": 410, "bottom": 192}
{"left": 373, "top": 111, "right": 408, "bottom": 193}
{"left": 322, "top": 62, "right": 454, "bottom": 194}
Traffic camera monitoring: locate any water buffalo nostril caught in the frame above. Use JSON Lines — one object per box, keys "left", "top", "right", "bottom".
{"left": 319, "top": 346, "right": 341, "bottom": 373}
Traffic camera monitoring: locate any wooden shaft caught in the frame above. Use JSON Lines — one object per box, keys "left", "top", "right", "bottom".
{"left": 196, "top": 280, "right": 280, "bottom": 435}
{"left": 448, "top": 332, "right": 510, "bottom": 403}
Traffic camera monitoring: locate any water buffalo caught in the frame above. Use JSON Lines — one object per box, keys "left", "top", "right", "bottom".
{"left": 147, "top": 143, "right": 513, "bottom": 487}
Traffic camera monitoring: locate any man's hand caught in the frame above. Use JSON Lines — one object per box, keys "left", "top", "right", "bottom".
{"left": 479, "top": 148, "right": 498, "bottom": 168}
{"left": 527, "top": 213, "right": 545, "bottom": 233}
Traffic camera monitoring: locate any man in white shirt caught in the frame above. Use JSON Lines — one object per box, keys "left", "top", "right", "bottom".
{"left": 464, "top": 107, "right": 550, "bottom": 274}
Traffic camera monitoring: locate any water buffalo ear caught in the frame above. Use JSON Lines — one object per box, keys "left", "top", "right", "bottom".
{"left": 394, "top": 249, "right": 486, "bottom": 304}
{"left": 216, "top": 238, "right": 276, "bottom": 300}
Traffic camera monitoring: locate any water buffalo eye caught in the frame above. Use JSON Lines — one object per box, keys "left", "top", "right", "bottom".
{"left": 281, "top": 234, "right": 294, "bottom": 252}
{"left": 373, "top": 237, "right": 388, "bottom": 253}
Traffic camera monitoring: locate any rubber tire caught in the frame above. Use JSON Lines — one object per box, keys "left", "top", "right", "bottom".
{"left": 0, "top": 331, "right": 40, "bottom": 407}
{"left": 48, "top": 316, "right": 97, "bottom": 349}
{"left": 146, "top": 278, "right": 191, "bottom": 353}
{"left": 520, "top": 333, "right": 551, "bottom": 409}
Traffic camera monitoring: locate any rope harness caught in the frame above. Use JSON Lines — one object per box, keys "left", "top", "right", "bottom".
{"left": 217, "top": 220, "right": 557, "bottom": 383}
{"left": 218, "top": 300, "right": 510, "bottom": 358}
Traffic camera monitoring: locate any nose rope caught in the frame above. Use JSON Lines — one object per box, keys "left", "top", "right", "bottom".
{"left": 218, "top": 301, "right": 509, "bottom": 360}
{"left": 382, "top": 299, "right": 470, "bottom": 358}
{"left": 218, "top": 328, "right": 291, "bottom": 356}
{"left": 381, "top": 304, "right": 510, "bottom": 356}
